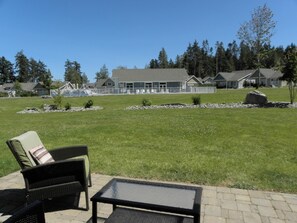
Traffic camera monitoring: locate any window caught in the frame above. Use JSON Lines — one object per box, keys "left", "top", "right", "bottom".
{"left": 160, "top": 83, "right": 166, "bottom": 89}
{"left": 126, "top": 83, "right": 133, "bottom": 89}
{"left": 145, "top": 83, "right": 152, "bottom": 89}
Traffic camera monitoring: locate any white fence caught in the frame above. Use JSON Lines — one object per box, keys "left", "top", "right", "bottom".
{"left": 50, "top": 87, "right": 216, "bottom": 97}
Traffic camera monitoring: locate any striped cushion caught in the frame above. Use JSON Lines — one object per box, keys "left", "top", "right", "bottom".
{"left": 29, "top": 145, "right": 55, "bottom": 164}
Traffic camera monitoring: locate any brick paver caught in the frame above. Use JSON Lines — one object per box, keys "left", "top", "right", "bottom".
{"left": 0, "top": 172, "right": 296, "bottom": 223}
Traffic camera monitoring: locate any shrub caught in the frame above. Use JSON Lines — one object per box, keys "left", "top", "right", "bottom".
{"left": 192, "top": 95, "right": 201, "bottom": 105}
{"left": 65, "top": 102, "right": 71, "bottom": 110}
{"left": 84, "top": 99, "right": 93, "bottom": 108}
{"left": 0, "top": 92, "right": 8, "bottom": 97}
{"left": 19, "top": 91, "right": 38, "bottom": 97}
{"left": 53, "top": 94, "right": 63, "bottom": 109}
{"left": 142, "top": 98, "right": 152, "bottom": 106}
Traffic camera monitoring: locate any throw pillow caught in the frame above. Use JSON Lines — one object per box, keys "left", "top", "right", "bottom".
{"left": 29, "top": 145, "right": 55, "bottom": 164}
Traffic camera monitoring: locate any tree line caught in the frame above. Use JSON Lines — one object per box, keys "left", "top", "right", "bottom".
{"left": 0, "top": 50, "right": 109, "bottom": 88}
{"left": 147, "top": 41, "right": 289, "bottom": 78}
{"left": 147, "top": 4, "right": 293, "bottom": 79}
{"left": 0, "top": 50, "right": 52, "bottom": 88}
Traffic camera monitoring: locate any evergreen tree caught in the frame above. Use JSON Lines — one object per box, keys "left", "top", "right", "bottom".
{"left": 215, "top": 42, "right": 228, "bottom": 73}
{"left": 175, "top": 55, "right": 183, "bottom": 68}
{"left": 29, "top": 58, "right": 39, "bottom": 82}
{"left": 201, "top": 40, "right": 215, "bottom": 77}
{"left": 273, "top": 46, "right": 285, "bottom": 69}
{"left": 238, "top": 42, "right": 255, "bottom": 70}
{"left": 41, "top": 69, "right": 52, "bottom": 89}
{"left": 15, "top": 50, "right": 30, "bottom": 82}
{"left": 64, "top": 59, "right": 83, "bottom": 86}
{"left": 149, "top": 59, "right": 159, "bottom": 68}
{"left": 95, "top": 64, "right": 109, "bottom": 81}
{"left": 0, "top": 56, "right": 15, "bottom": 83}
{"left": 183, "top": 41, "right": 201, "bottom": 77}
{"left": 82, "top": 73, "right": 89, "bottom": 84}
{"left": 158, "top": 48, "right": 168, "bottom": 68}
{"left": 168, "top": 59, "right": 175, "bottom": 68}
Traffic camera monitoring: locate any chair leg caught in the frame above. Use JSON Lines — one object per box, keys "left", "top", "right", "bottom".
{"left": 85, "top": 188, "right": 89, "bottom": 211}
{"left": 88, "top": 172, "right": 92, "bottom": 187}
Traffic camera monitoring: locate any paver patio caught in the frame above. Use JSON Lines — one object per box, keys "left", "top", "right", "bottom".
{"left": 0, "top": 171, "right": 296, "bottom": 223}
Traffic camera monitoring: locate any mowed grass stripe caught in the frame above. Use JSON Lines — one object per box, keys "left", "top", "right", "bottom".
{"left": 0, "top": 88, "right": 296, "bottom": 192}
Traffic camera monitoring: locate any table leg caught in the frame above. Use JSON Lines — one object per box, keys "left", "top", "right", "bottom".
{"left": 113, "top": 204, "right": 116, "bottom": 211}
{"left": 92, "top": 201, "right": 97, "bottom": 223}
{"left": 194, "top": 214, "right": 200, "bottom": 223}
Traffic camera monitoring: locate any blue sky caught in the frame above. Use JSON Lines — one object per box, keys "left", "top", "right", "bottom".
{"left": 0, "top": 0, "right": 296, "bottom": 81}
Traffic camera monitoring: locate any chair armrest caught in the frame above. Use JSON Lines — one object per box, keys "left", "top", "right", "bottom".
{"left": 49, "top": 145, "right": 88, "bottom": 160}
{"left": 21, "top": 159, "right": 87, "bottom": 189}
{"left": 3, "top": 201, "right": 45, "bottom": 223}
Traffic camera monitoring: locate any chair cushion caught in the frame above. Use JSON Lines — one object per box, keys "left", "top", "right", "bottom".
{"left": 29, "top": 145, "right": 55, "bottom": 164}
{"left": 0, "top": 214, "right": 11, "bottom": 222}
{"left": 9, "top": 131, "right": 45, "bottom": 168}
{"left": 9, "top": 140, "right": 33, "bottom": 168}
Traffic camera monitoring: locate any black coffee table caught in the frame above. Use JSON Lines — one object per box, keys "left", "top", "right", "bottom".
{"left": 91, "top": 178, "right": 202, "bottom": 223}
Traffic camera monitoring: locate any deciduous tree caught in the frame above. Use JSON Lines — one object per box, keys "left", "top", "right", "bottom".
{"left": 237, "top": 4, "right": 276, "bottom": 67}
{"left": 282, "top": 44, "right": 297, "bottom": 104}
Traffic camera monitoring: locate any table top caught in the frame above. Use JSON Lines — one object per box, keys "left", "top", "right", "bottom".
{"left": 91, "top": 178, "right": 202, "bottom": 215}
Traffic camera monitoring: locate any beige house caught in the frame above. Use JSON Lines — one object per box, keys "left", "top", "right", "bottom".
{"left": 186, "top": 76, "right": 203, "bottom": 86}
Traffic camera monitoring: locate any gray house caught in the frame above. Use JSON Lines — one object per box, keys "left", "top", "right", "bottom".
{"left": 0, "top": 82, "right": 49, "bottom": 96}
{"left": 249, "top": 68, "right": 286, "bottom": 87}
{"left": 112, "top": 68, "right": 189, "bottom": 93}
{"left": 214, "top": 70, "right": 253, "bottom": 89}
{"left": 95, "top": 78, "right": 115, "bottom": 88}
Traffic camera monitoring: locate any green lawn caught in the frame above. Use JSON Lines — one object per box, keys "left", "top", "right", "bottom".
{"left": 1, "top": 87, "right": 296, "bottom": 193}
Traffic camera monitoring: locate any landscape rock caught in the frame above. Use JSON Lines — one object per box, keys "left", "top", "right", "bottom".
{"left": 17, "top": 106, "right": 103, "bottom": 114}
{"left": 125, "top": 102, "right": 297, "bottom": 110}
{"left": 244, "top": 90, "right": 268, "bottom": 104}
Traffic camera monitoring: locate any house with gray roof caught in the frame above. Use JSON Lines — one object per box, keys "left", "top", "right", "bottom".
{"left": 213, "top": 68, "right": 285, "bottom": 89}
{"left": 95, "top": 78, "right": 115, "bottom": 88}
{"left": 202, "top": 76, "right": 215, "bottom": 85}
{"left": 112, "top": 68, "right": 190, "bottom": 93}
{"left": 249, "top": 68, "right": 286, "bottom": 87}
{"left": 214, "top": 70, "right": 253, "bottom": 89}
{"left": 0, "top": 82, "right": 49, "bottom": 96}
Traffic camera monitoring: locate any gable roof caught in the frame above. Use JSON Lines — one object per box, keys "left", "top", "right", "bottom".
{"left": 0, "top": 82, "right": 45, "bottom": 92}
{"left": 214, "top": 70, "right": 254, "bottom": 82}
{"left": 202, "top": 76, "right": 214, "bottom": 82}
{"left": 112, "top": 69, "right": 189, "bottom": 82}
{"left": 186, "top": 75, "right": 203, "bottom": 84}
{"left": 250, "top": 68, "right": 283, "bottom": 79}
{"left": 95, "top": 78, "right": 114, "bottom": 87}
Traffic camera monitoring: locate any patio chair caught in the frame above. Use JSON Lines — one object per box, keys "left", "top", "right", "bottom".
{"left": 6, "top": 131, "right": 91, "bottom": 210}
{"left": 2, "top": 200, "right": 45, "bottom": 223}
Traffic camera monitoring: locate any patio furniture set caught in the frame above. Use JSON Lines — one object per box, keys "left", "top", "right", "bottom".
{"left": 2, "top": 131, "right": 202, "bottom": 223}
